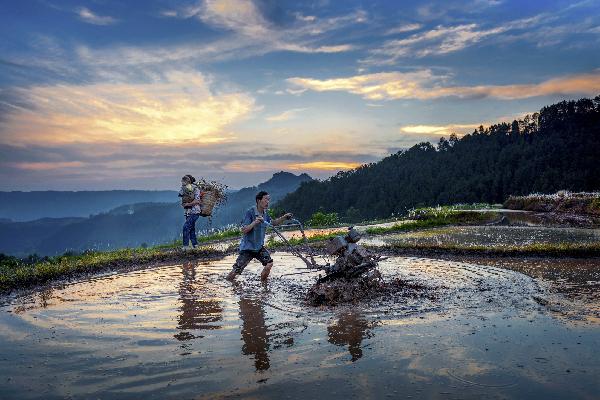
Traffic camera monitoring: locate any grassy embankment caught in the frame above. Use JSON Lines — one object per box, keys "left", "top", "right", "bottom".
{"left": 288, "top": 205, "right": 600, "bottom": 257}
{"left": 504, "top": 191, "right": 600, "bottom": 215}
{"left": 364, "top": 205, "right": 500, "bottom": 235}
{"left": 365, "top": 201, "right": 600, "bottom": 257}
{"left": 0, "top": 227, "right": 242, "bottom": 293}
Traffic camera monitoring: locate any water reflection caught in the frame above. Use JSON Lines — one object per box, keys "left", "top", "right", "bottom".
{"left": 1, "top": 254, "right": 599, "bottom": 399}
{"left": 327, "top": 311, "right": 375, "bottom": 362}
{"left": 239, "top": 295, "right": 271, "bottom": 371}
{"left": 175, "top": 261, "right": 223, "bottom": 341}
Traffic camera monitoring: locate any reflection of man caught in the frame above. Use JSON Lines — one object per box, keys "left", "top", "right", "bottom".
{"left": 239, "top": 296, "right": 270, "bottom": 371}
{"left": 174, "top": 261, "right": 223, "bottom": 342}
{"left": 327, "top": 312, "right": 373, "bottom": 362}
{"left": 227, "top": 191, "right": 292, "bottom": 281}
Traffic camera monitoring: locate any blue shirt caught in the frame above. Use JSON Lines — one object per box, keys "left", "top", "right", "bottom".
{"left": 239, "top": 206, "right": 271, "bottom": 251}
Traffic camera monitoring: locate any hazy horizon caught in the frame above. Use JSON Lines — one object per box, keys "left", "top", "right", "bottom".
{"left": 0, "top": 170, "right": 312, "bottom": 191}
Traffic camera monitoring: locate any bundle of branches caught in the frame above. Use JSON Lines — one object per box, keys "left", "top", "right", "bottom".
{"left": 197, "top": 179, "right": 228, "bottom": 217}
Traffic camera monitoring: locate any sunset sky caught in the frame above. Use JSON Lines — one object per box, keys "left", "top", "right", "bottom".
{"left": 1, "top": 0, "right": 599, "bottom": 190}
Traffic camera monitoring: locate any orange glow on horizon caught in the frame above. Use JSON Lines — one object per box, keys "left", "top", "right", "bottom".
{"left": 8, "top": 161, "right": 85, "bottom": 171}
{"left": 287, "top": 161, "right": 362, "bottom": 171}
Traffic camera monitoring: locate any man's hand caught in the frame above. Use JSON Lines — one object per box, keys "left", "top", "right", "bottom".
{"left": 283, "top": 212, "right": 293, "bottom": 220}
{"left": 254, "top": 216, "right": 264, "bottom": 225}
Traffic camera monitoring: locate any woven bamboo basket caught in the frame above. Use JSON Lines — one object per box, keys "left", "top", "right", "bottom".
{"left": 200, "top": 189, "right": 219, "bottom": 216}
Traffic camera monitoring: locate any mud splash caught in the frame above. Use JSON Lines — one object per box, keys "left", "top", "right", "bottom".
{"left": 305, "top": 272, "right": 434, "bottom": 306}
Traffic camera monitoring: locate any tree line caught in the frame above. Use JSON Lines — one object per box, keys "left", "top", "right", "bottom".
{"left": 276, "top": 96, "right": 600, "bottom": 222}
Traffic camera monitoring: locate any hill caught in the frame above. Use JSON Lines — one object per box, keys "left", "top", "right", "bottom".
{"left": 0, "top": 172, "right": 312, "bottom": 256}
{"left": 211, "top": 171, "right": 312, "bottom": 225}
{"left": 277, "top": 96, "right": 600, "bottom": 221}
{"left": 0, "top": 190, "right": 177, "bottom": 222}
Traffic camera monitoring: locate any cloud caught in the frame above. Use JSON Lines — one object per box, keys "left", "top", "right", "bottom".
{"left": 70, "top": 4, "right": 359, "bottom": 74}
{"left": 0, "top": 141, "right": 377, "bottom": 190}
{"left": 362, "top": 11, "right": 557, "bottom": 66}
{"left": 295, "top": 13, "right": 317, "bottom": 22}
{"left": 288, "top": 70, "right": 600, "bottom": 101}
{"left": 285, "top": 87, "right": 307, "bottom": 96}
{"left": 364, "top": 24, "right": 506, "bottom": 65}
{"left": 385, "top": 23, "right": 423, "bottom": 35}
{"left": 199, "top": 0, "right": 270, "bottom": 37}
{"left": 265, "top": 108, "right": 308, "bottom": 122}
{"left": 288, "top": 70, "right": 439, "bottom": 100}
{"left": 286, "top": 161, "right": 362, "bottom": 171}
{"left": 0, "top": 71, "right": 256, "bottom": 145}
{"left": 188, "top": 0, "right": 360, "bottom": 51}
{"left": 77, "top": 7, "right": 117, "bottom": 25}
{"left": 398, "top": 110, "right": 537, "bottom": 139}
{"left": 5, "top": 161, "right": 85, "bottom": 171}
{"left": 4, "top": 2, "right": 365, "bottom": 87}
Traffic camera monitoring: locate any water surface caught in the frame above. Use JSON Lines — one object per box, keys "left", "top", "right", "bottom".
{"left": 0, "top": 254, "right": 598, "bottom": 399}
{"left": 361, "top": 225, "right": 600, "bottom": 248}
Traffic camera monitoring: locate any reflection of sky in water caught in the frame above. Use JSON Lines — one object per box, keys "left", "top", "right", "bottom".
{"left": 0, "top": 254, "right": 598, "bottom": 399}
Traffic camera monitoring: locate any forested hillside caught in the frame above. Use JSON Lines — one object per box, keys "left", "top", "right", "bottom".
{"left": 277, "top": 96, "right": 600, "bottom": 221}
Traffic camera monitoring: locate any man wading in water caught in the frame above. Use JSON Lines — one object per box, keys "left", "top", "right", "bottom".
{"left": 227, "top": 191, "right": 292, "bottom": 281}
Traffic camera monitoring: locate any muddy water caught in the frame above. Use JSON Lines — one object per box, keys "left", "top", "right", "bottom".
{"left": 1, "top": 254, "right": 599, "bottom": 399}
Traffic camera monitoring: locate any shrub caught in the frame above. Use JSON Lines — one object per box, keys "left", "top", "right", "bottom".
{"left": 307, "top": 211, "right": 339, "bottom": 227}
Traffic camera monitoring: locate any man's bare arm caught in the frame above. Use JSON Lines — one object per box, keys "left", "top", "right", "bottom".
{"left": 272, "top": 213, "right": 293, "bottom": 226}
{"left": 241, "top": 216, "right": 263, "bottom": 234}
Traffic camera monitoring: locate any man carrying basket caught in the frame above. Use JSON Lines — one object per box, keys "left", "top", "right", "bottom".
{"left": 227, "top": 191, "right": 292, "bottom": 281}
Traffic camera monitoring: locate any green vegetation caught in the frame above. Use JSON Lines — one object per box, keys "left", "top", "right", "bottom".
{"left": 277, "top": 96, "right": 600, "bottom": 221}
{"left": 365, "top": 206, "right": 499, "bottom": 235}
{"left": 307, "top": 211, "right": 340, "bottom": 227}
{"left": 199, "top": 227, "right": 241, "bottom": 242}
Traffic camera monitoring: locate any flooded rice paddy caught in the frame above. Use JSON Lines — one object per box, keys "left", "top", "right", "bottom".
{"left": 361, "top": 225, "right": 600, "bottom": 248}
{"left": 1, "top": 252, "right": 599, "bottom": 399}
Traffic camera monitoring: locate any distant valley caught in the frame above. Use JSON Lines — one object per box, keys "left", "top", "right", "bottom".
{"left": 0, "top": 172, "right": 312, "bottom": 257}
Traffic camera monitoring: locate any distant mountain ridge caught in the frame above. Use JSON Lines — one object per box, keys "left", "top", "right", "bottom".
{"left": 0, "top": 190, "right": 177, "bottom": 222}
{"left": 0, "top": 172, "right": 313, "bottom": 257}
{"left": 212, "top": 171, "right": 312, "bottom": 225}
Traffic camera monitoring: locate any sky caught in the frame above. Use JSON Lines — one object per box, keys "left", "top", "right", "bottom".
{"left": 0, "top": 0, "right": 599, "bottom": 191}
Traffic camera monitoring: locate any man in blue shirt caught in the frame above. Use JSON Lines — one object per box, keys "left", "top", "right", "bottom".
{"left": 226, "top": 191, "right": 292, "bottom": 281}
